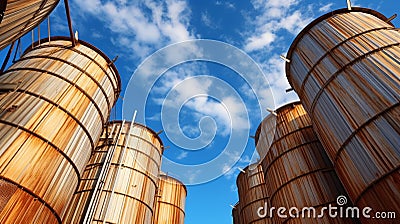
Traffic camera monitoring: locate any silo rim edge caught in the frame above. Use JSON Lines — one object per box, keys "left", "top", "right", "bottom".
{"left": 285, "top": 7, "right": 393, "bottom": 88}
{"left": 22, "top": 36, "right": 122, "bottom": 102}
{"left": 159, "top": 174, "right": 188, "bottom": 195}
{"left": 108, "top": 120, "right": 165, "bottom": 148}
{"left": 254, "top": 101, "right": 302, "bottom": 146}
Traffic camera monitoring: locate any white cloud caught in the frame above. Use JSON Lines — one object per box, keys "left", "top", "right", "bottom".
{"left": 72, "top": 0, "right": 194, "bottom": 59}
{"left": 76, "top": 0, "right": 102, "bottom": 13}
{"left": 251, "top": 0, "right": 299, "bottom": 18}
{"left": 319, "top": 3, "right": 334, "bottom": 13}
{"left": 240, "top": 0, "right": 315, "bottom": 109}
{"left": 222, "top": 164, "right": 237, "bottom": 179}
{"left": 220, "top": 148, "right": 255, "bottom": 180}
{"left": 167, "top": 78, "right": 213, "bottom": 106}
{"left": 176, "top": 151, "right": 188, "bottom": 160}
{"left": 244, "top": 31, "right": 276, "bottom": 52}
{"left": 201, "top": 11, "right": 217, "bottom": 29}
{"left": 215, "top": 1, "right": 235, "bottom": 9}
{"left": 158, "top": 0, "right": 192, "bottom": 42}
{"left": 244, "top": 0, "right": 313, "bottom": 52}
{"left": 186, "top": 97, "right": 231, "bottom": 136}
{"left": 146, "top": 113, "right": 161, "bottom": 121}
{"left": 187, "top": 170, "right": 201, "bottom": 184}
{"left": 182, "top": 125, "right": 200, "bottom": 137}
{"left": 152, "top": 64, "right": 250, "bottom": 137}
{"left": 239, "top": 84, "right": 256, "bottom": 100}
{"left": 225, "top": 2, "right": 235, "bottom": 9}
{"left": 182, "top": 93, "right": 249, "bottom": 137}
{"left": 230, "top": 184, "right": 237, "bottom": 192}
{"left": 279, "top": 10, "right": 312, "bottom": 34}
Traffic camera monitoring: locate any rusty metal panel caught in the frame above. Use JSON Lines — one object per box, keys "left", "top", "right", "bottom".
{"left": 258, "top": 102, "right": 355, "bottom": 223}
{"left": 255, "top": 114, "right": 276, "bottom": 160}
{"left": 0, "top": 179, "right": 58, "bottom": 223}
{"left": 63, "top": 121, "right": 164, "bottom": 224}
{"left": 153, "top": 174, "right": 187, "bottom": 224}
{"left": 236, "top": 163, "right": 271, "bottom": 224}
{"left": 286, "top": 7, "right": 400, "bottom": 221}
{"left": 0, "top": 37, "right": 120, "bottom": 223}
{"left": 232, "top": 202, "right": 243, "bottom": 224}
{"left": 0, "top": 0, "right": 60, "bottom": 50}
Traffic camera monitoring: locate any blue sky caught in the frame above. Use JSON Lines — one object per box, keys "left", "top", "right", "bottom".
{"left": 1, "top": 0, "right": 399, "bottom": 223}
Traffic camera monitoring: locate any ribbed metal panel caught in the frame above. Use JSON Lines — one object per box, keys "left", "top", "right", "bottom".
{"left": 63, "top": 121, "right": 164, "bottom": 224}
{"left": 0, "top": 0, "right": 60, "bottom": 50}
{"left": 286, "top": 8, "right": 400, "bottom": 221}
{"left": 255, "top": 115, "right": 276, "bottom": 161}
{"left": 0, "top": 37, "right": 120, "bottom": 223}
{"left": 232, "top": 202, "right": 243, "bottom": 224}
{"left": 258, "top": 102, "right": 355, "bottom": 223}
{"left": 153, "top": 174, "right": 187, "bottom": 224}
{"left": 236, "top": 164, "right": 271, "bottom": 224}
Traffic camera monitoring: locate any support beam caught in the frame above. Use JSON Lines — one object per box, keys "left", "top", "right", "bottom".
{"left": 64, "top": 0, "right": 76, "bottom": 47}
{"left": 1, "top": 42, "right": 15, "bottom": 75}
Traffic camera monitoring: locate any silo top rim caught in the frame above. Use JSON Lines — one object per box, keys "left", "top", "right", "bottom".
{"left": 23, "top": 36, "right": 121, "bottom": 97}
{"left": 285, "top": 7, "right": 393, "bottom": 86}
{"left": 108, "top": 120, "right": 164, "bottom": 146}
{"left": 232, "top": 201, "right": 240, "bottom": 214}
{"left": 254, "top": 101, "right": 302, "bottom": 146}
{"left": 235, "top": 162, "right": 262, "bottom": 185}
{"left": 159, "top": 174, "right": 188, "bottom": 194}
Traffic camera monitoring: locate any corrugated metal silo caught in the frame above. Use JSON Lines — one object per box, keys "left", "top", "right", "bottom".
{"left": 0, "top": 0, "right": 60, "bottom": 50}
{"left": 232, "top": 201, "right": 243, "bottom": 224}
{"left": 285, "top": 7, "right": 400, "bottom": 218}
{"left": 255, "top": 114, "right": 276, "bottom": 162}
{"left": 63, "top": 121, "right": 164, "bottom": 224}
{"left": 257, "top": 102, "right": 355, "bottom": 223}
{"left": 236, "top": 163, "right": 271, "bottom": 224}
{"left": 153, "top": 174, "right": 187, "bottom": 224}
{"left": 0, "top": 37, "right": 120, "bottom": 223}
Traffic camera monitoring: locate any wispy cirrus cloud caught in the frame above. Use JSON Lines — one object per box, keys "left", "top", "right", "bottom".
{"left": 176, "top": 151, "right": 189, "bottom": 160}
{"left": 201, "top": 11, "right": 218, "bottom": 29}
{"left": 319, "top": 3, "right": 334, "bottom": 13}
{"left": 215, "top": 1, "right": 235, "bottom": 9}
{"left": 221, "top": 149, "right": 252, "bottom": 180}
{"left": 240, "top": 0, "right": 317, "bottom": 107}
{"left": 243, "top": 0, "right": 313, "bottom": 52}
{"left": 71, "top": 0, "right": 194, "bottom": 58}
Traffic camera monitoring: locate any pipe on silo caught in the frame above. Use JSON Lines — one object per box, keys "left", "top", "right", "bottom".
{"left": 286, "top": 7, "right": 400, "bottom": 221}
{"left": 0, "top": 0, "right": 60, "bottom": 50}
{"left": 63, "top": 121, "right": 164, "bottom": 224}
{"left": 0, "top": 37, "right": 120, "bottom": 223}
{"left": 257, "top": 102, "right": 356, "bottom": 223}
{"left": 153, "top": 174, "right": 187, "bottom": 224}
{"left": 236, "top": 163, "right": 271, "bottom": 224}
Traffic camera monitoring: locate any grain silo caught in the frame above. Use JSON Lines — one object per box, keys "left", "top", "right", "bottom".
{"left": 257, "top": 102, "right": 356, "bottom": 223}
{"left": 0, "top": 36, "right": 120, "bottom": 223}
{"left": 153, "top": 174, "right": 187, "bottom": 224}
{"left": 0, "top": 0, "right": 60, "bottom": 50}
{"left": 63, "top": 121, "right": 164, "bottom": 224}
{"left": 236, "top": 163, "right": 271, "bottom": 224}
{"left": 285, "top": 7, "right": 400, "bottom": 219}
{"left": 254, "top": 113, "right": 276, "bottom": 162}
